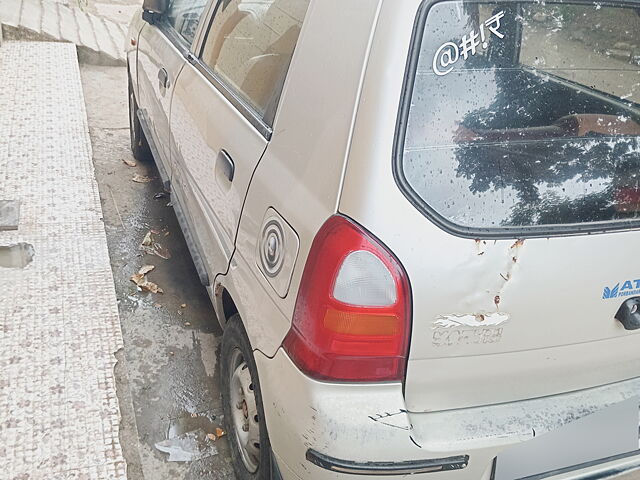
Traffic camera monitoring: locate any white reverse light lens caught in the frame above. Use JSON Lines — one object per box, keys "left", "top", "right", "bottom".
{"left": 332, "top": 250, "right": 397, "bottom": 306}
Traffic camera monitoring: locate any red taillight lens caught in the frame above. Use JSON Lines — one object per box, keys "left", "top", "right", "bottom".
{"left": 283, "top": 216, "right": 411, "bottom": 382}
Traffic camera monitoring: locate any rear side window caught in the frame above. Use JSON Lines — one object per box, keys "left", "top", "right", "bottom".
{"left": 200, "top": 0, "right": 310, "bottom": 126}
{"left": 164, "top": 0, "right": 208, "bottom": 44}
{"left": 396, "top": 1, "right": 640, "bottom": 236}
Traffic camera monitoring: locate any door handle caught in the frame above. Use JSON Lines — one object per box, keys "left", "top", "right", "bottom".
{"left": 217, "top": 149, "right": 235, "bottom": 182}
{"left": 158, "top": 68, "right": 169, "bottom": 89}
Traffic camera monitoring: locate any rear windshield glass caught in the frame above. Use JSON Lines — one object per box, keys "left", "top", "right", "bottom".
{"left": 397, "top": 1, "right": 640, "bottom": 233}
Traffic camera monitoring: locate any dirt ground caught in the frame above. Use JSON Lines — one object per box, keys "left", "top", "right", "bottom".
{"left": 80, "top": 63, "right": 235, "bottom": 480}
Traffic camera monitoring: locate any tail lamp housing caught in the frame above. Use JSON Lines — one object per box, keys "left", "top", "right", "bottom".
{"left": 283, "top": 215, "right": 412, "bottom": 382}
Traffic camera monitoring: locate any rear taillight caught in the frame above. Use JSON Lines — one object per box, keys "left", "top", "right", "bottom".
{"left": 283, "top": 215, "right": 411, "bottom": 382}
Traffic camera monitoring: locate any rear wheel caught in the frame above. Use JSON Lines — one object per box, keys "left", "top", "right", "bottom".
{"left": 128, "top": 76, "right": 152, "bottom": 162}
{"left": 221, "top": 315, "right": 272, "bottom": 480}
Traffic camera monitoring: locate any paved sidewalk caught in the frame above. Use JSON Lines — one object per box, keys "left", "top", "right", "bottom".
{"left": 81, "top": 63, "right": 235, "bottom": 480}
{"left": 0, "top": 42, "right": 126, "bottom": 480}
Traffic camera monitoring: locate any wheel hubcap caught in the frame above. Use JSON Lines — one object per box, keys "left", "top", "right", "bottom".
{"left": 229, "top": 349, "right": 260, "bottom": 473}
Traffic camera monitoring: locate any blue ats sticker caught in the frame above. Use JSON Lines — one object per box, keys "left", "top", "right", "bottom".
{"left": 602, "top": 280, "right": 640, "bottom": 299}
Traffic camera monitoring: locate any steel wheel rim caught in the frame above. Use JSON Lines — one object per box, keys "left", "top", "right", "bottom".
{"left": 228, "top": 348, "right": 261, "bottom": 473}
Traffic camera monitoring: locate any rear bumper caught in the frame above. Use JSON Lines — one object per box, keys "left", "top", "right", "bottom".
{"left": 298, "top": 450, "right": 640, "bottom": 479}
{"left": 516, "top": 450, "right": 640, "bottom": 480}
{"left": 256, "top": 348, "right": 494, "bottom": 479}
{"left": 255, "top": 349, "right": 640, "bottom": 480}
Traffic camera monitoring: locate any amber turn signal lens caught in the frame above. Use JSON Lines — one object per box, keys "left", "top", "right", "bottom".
{"left": 324, "top": 309, "right": 400, "bottom": 336}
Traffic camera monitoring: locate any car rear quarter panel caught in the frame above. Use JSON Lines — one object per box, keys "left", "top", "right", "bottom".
{"left": 224, "top": 0, "right": 383, "bottom": 357}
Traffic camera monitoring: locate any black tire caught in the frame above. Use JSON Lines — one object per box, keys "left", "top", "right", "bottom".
{"left": 128, "top": 75, "right": 152, "bottom": 162}
{"left": 221, "top": 314, "right": 272, "bottom": 480}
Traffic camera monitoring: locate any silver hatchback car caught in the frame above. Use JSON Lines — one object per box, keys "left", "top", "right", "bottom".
{"left": 127, "top": 0, "right": 640, "bottom": 478}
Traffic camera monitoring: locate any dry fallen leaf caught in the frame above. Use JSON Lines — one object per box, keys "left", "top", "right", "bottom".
{"left": 130, "top": 265, "right": 163, "bottom": 294}
{"left": 146, "top": 242, "right": 171, "bottom": 259}
{"left": 140, "top": 281, "right": 163, "bottom": 294}
{"left": 132, "top": 174, "right": 155, "bottom": 183}
{"left": 123, "top": 158, "right": 137, "bottom": 167}
{"left": 215, "top": 427, "right": 226, "bottom": 438}
{"left": 131, "top": 277, "right": 163, "bottom": 294}
{"left": 140, "top": 230, "right": 172, "bottom": 259}
{"left": 141, "top": 231, "right": 153, "bottom": 246}
{"left": 207, "top": 433, "right": 217, "bottom": 442}
{"left": 138, "top": 265, "right": 155, "bottom": 275}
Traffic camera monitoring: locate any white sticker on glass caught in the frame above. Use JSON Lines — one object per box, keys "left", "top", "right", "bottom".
{"left": 432, "top": 10, "right": 506, "bottom": 76}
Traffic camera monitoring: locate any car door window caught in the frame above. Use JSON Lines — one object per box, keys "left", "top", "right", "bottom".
{"left": 165, "top": 0, "right": 209, "bottom": 45}
{"left": 200, "top": 0, "right": 310, "bottom": 125}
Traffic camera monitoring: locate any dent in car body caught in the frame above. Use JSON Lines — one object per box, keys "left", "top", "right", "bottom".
{"left": 430, "top": 238, "right": 524, "bottom": 347}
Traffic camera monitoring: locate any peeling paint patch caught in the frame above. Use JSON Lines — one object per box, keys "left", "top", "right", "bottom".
{"left": 511, "top": 239, "right": 525, "bottom": 249}
{"left": 434, "top": 312, "right": 509, "bottom": 329}
{"left": 475, "top": 239, "right": 489, "bottom": 256}
{"left": 433, "top": 327, "right": 503, "bottom": 347}
{"left": 432, "top": 313, "right": 508, "bottom": 346}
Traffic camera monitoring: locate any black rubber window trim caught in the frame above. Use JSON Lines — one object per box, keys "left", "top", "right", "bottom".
{"left": 157, "top": 16, "right": 196, "bottom": 56}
